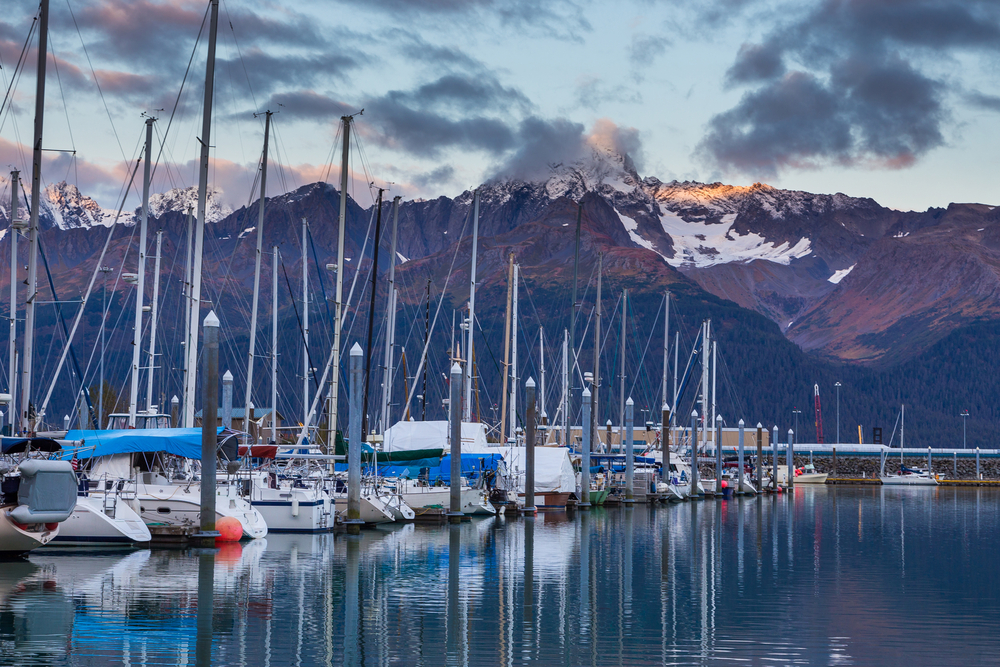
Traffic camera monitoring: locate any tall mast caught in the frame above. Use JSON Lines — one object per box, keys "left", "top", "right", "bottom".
{"left": 561, "top": 329, "right": 568, "bottom": 447}
{"left": 362, "top": 190, "right": 384, "bottom": 441}
{"left": 181, "top": 206, "right": 193, "bottom": 402}
{"left": 128, "top": 116, "right": 154, "bottom": 425}
{"left": 464, "top": 189, "right": 479, "bottom": 422}
{"left": 711, "top": 339, "right": 718, "bottom": 449}
{"left": 569, "top": 204, "right": 582, "bottom": 388}
{"left": 509, "top": 264, "right": 519, "bottom": 442}
{"left": 329, "top": 115, "right": 351, "bottom": 438}
{"left": 700, "top": 320, "right": 710, "bottom": 451}
{"left": 591, "top": 253, "right": 603, "bottom": 454}
{"left": 672, "top": 331, "right": 679, "bottom": 429}
{"left": 380, "top": 196, "right": 400, "bottom": 432}
{"left": 619, "top": 289, "right": 627, "bottom": 446}
{"left": 21, "top": 0, "right": 49, "bottom": 431}
{"left": 244, "top": 110, "right": 271, "bottom": 429}
{"left": 662, "top": 291, "right": 669, "bottom": 413}
{"left": 8, "top": 170, "right": 19, "bottom": 430}
{"left": 302, "top": 217, "right": 310, "bottom": 429}
{"left": 539, "top": 326, "right": 546, "bottom": 427}
{"left": 499, "top": 254, "right": 513, "bottom": 442}
{"left": 271, "top": 246, "right": 278, "bottom": 443}
{"left": 145, "top": 230, "right": 162, "bottom": 411}
{"left": 183, "top": 0, "right": 220, "bottom": 428}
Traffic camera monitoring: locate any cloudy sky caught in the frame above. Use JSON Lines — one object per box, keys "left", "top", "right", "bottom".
{"left": 1, "top": 0, "right": 999, "bottom": 212}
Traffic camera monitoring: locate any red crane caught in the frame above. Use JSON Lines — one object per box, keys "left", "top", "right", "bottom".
{"left": 814, "top": 384, "right": 824, "bottom": 444}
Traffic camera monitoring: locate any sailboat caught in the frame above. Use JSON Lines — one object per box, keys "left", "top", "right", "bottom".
{"left": 881, "top": 405, "right": 937, "bottom": 486}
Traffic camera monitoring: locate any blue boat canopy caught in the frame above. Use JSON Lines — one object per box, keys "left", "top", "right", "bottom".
{"left": 61, "top": 428, "right": 227, "bottom": 461}
{"left": 1, "top": 436, "right": 61, "bottom": 454}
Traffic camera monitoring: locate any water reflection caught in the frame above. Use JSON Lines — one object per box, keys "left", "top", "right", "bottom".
{"left": 7, "top": 489, "right": 1000, "bottom": 665}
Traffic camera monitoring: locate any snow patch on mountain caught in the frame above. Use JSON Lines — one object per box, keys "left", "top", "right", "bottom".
{"left": 41, "top": 182, "right": 124, "bottom": 230}
{"left": 615, "top": 208, "right": 660, "bottom": 256}
{"left": 658, "top": 208, "right": 812, "bottom": 268}
{"left": 148, "top": 186, "right": 231, "bottom": 223}
{"left": 828, "top": 265, "right": 855, "bottom": 284}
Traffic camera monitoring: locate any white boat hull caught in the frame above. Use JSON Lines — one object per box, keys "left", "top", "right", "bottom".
{"left": 378, "top": 493, "right": 416, "bottom": 521}
{"left": 795, "top": 473, "right": 829, "bottom": 485}
{"left": 137, "top": 483, "right": 268, "bottom": 538}
{"left": 881, "top": 474, "right": 938, "bottom": 486}
{"left": 0, "top": 508, "right": 59, "bottom": 555}
{"left": 334, "top": 495, "right": 395, "bottom": 524}
{"left": 52, "top": 495, "right": 150, "bottom": 545}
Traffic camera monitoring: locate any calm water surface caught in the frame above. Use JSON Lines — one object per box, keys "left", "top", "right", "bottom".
{"left": 3, "top": 486, "right": 999, "bottom": 666}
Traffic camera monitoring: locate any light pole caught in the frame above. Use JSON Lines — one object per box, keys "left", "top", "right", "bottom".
{"left": 834, "top": 382, "right": 842, "bottom": 445}
{"left": 961, "top": 409, "right": 969, "bottom": 449}
{"left": 98, "top": 266, "right": 114, "bottom": 429}
{"left": 792, "top": 408, "right": 802, "bottom": 444}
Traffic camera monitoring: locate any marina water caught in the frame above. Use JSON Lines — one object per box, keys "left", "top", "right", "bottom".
{"left": 4, "top": 486, "right": 999, "bottom": 666}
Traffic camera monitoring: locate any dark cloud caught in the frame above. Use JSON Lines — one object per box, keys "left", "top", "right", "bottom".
{"left": 412, "top": 165, "right": 456, "bottom": 189}
{"left": 726, "top": 42, "right": 784, "bottom": 85}
{"left": 490, "top": 117, "right": 589, "bottom": 181}
{"left": 702, "top": 0, "right": 1000, "bottom": 176}
{"left": 967, "top": 92, "right": 1000, "bottom": 112}
{"left": 699, "top": 72, "right": 851, "bottom": 176}
{"left": 217, "top": 49, "right": 358, "bottom": 98}
{"left": 257, "top": 91, "right": 356, "bottom": 122}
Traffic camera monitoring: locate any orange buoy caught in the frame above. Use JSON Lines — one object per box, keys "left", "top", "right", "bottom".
{"left": 720, "top": 480, "right": 728, "bottom": 489}
{"left": 216, "top": 516, "right": 243, "bottom": 542}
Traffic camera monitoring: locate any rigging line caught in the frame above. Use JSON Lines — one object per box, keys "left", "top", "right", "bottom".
{"left": 221, "top": 0, "right": 260, "bottom": 114}
{"left": 320, "top": 123, "right": 343, "bottom": 185}
{"left": 36, "top": 236, "right": 99, "bottom": 428}
{"left": 36, "top": 157, "right": 142, "bottom": 421}
{"left": 280, "top": 255, "right": 321, "bottom": 392}
{"left": 398, "top": 203, "right": 473, "bottom": 423}
{"left": 46, "top": 34, "right": 77, "bottom": 161}
{"left": 307, "top": 226, "right": 335, "bottom": 340}
{"left": 0, "top": 13, "right": 37, "bottom": 133}
{"left": 150, "top": 2, "right": 210, "bottom": 185}
{"left": 627, "top": 294, "right": 663, "bottom": 403}
{"left": 64, "top": 0, "right": 127, "bottom": 165}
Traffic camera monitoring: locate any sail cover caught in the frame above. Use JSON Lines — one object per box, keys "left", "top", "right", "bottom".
{"left": 61, "top": 428, "right": 223, "bottom": 460}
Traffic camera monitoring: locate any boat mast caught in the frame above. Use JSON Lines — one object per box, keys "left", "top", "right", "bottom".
{"left": 901, "top": 403, "right": 905, "bottom": 466}
{"left": 244, "top": 110, "right": 271, "bottom": 432}
{"left": 619, "top": 289, "right": 626, "bottom": 449}
{"left": 182, "top": 0, "right": 220, "bottom": 428}
{"left": 711, "top": 338, "right": 717, "bottom": 450}
{"left": 672, "top": 331, "right": 679, "bottom": 429}
{"left": 700, "top": 320, "right": 709, "bottom": 453}
{"left": 464, "top": 189, "right": 479, "bottom": 423}
{"left": 562, "top": 329, "right": 569, "bottom": 447}
{"left": 145, "top": 230, "right": 162, "bottom": 411}
{"left": 128, "top": 116, "right": 154, "bottom": 426}
{"left": 271, "top": 246, "right": 278, "bottom": 443}
{"left": 329, "top": 115, "right": 352, "bottom": 439}
{"left": 302, "top": 216, "right": 310, "bottom": 430}
{"left": 662, "top": 291, "right": 669, "bottom": 417}
{"left": 499, "top": 254, "right": 513, "bottom": 441}
{"left": 539, "top": 326, "right": 546, "bottom": 429}
{"left": 8, "top": 170, "right": 19, "bottom": 431}
{"left": 181, "top": 206, "right": 193, "bottom": 403}
{"left": 380, "top": 196, "right": 400, "bottom": 433}
{"left": 591, "top": 253, "right": 603, "bottom": 454}
{"left": 21, "top": 0, "right": 49, "bottom": 432}
{"left": 509, "top": 263, "right": 519, "bottom": 442}
{"left": 362, "top": 190, "right": 384, "bottom": 441}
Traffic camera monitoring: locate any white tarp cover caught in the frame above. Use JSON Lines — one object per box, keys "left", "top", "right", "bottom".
{"left": 498, "top": 446, "right": 576, "bottom": 494}
{"left": 384, "top": 421, "right": 491, "bottom": 453}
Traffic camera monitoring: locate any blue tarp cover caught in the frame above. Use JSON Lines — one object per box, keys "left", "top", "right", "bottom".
{"left": 62, "top": 428, "right": 223, "bottom": 460}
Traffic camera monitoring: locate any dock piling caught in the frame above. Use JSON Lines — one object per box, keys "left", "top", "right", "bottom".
{"left": 738, "top": 419, "right": 745, "bottom": 494}
{"left": 772, "top": 426, "right": 778, "bottom": 492}
{"left": 755, "top": 423, "right": 763, "bottom": 492}
{"left": 524, "top": 377, "right": 537, "bottom": 514}
{"left": 928, "top": 447, "right": 932, "bottom": 480}
{"left": 715, "top": 414, "right": 723, "bottom": 497}
{"left": 787, "top": 429, "right": 794, "bottom": 489}
{"left": 580, "top": 387, "right": 592, "bottom": 508}
{"left": 346, "top": 343, "right": 364, "bottom": 533}
{"left": 977, "top": 447, "right": 981, "bottom": 479}
{"left": 222, "top": 370, "right": 233, "bottom": 429}
{"left": 450, "top": 362, "right": 465, "bottom": 522}
{"left": 196, "top": 311, "right": 220, "bottom": 546}
{"left": 625, "top": 397, "right": 634, "bottom": 504}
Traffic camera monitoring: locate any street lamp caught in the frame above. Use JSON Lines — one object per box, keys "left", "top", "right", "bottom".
{"left": 792, "top": 408, "right": 802, "bottom": 444}
{"left": 961, "top": 409, "right": 969, "bottom": 449}
{"left": 834, "top": 382, "right": 842, "bottom": 446}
